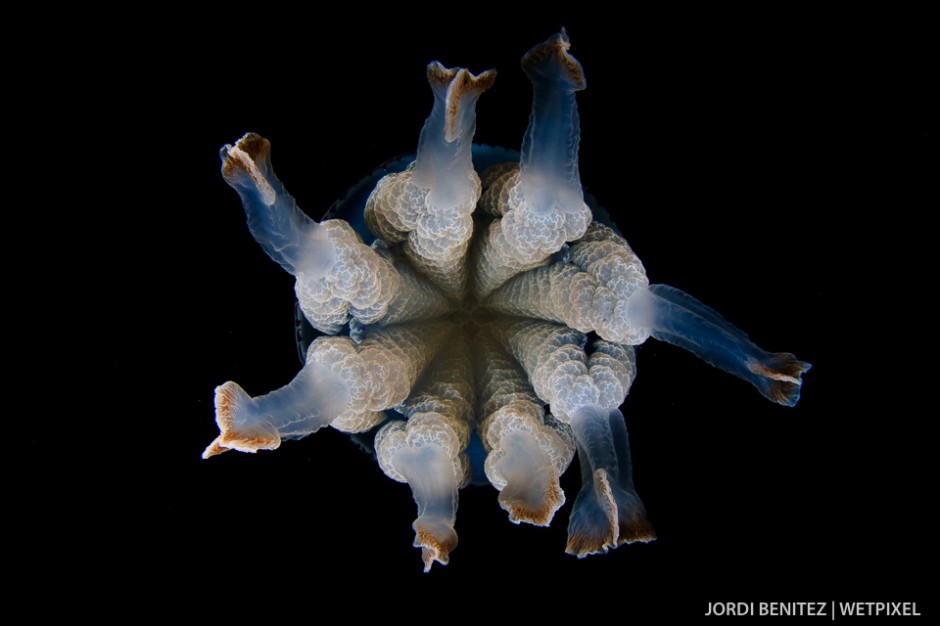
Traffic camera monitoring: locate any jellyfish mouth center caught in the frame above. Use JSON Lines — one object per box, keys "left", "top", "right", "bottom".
{"left": 443, "top": 294, "right": 501, "bottom": 333}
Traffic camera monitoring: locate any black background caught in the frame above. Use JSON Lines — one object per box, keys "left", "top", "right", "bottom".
{"left": 85, "top": 9, "right": 929, "bottom": 620}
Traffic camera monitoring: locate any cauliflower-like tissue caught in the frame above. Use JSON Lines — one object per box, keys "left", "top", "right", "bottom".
{"left": 205, "top": 30, "right": 811, "bottom": 571}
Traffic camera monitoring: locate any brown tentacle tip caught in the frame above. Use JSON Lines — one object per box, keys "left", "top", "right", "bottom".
{"left": 220, "top": 134, "right": 277, "bottom": 205}
{"left": 565, "top": 470, "right": 655, "bottom": 556}
{"left": 427, "top": 61, "right": 459, "bottom": 86}
{"left": 747, "top": 353, "right": 812, "bottom": 406}
{"left": 425, "top": 64, "right": 497, "bottom": 144}
{"left": 233, "top": 132, "right": 271, "bottom": 161}
{"left": 221, "top": 133, "right": 271, "bottom": 181}
{"left": 521, "top": 30, "right": 586, "bottom": 91}
{"left": 747, "top": 353, "right": 811, "bottom": 383}
{"left": 202, "top": 382, "right": 281, "bottom": 458}
{"left": 427, "top": 62, "right": 497, "bottom": 93}
{"left": 415, "top": 527, "right": 457, "bottom": 573}
{"left": 566, "top": 470, "right": 619, "bottom": 557}
{"left": 502, "top": 479, "right": 565, "bottom": 527}
{"left": 565, "top": 525, "right": 617, "bottom": 558}
{"left": 616, "top": 512, "right": 657, "bottom": 545}
{"left": 213, "top": 381, "right": 246, "bottom": 431}
{"left": 202, "top": 437, "right": 232, "bottom": 459}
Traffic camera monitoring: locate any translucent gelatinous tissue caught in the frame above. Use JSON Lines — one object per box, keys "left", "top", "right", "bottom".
{"left": 205, "top": 29, "right": 811, "bottom": 570}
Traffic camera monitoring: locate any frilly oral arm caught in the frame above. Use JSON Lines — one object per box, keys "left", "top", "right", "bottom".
{"left": 375, "top": 330, "right": 475, "bottom": 571}
{"left": 365, "top": 64, "right": 495, "bottom": 300}
{"left": 484, "top": 222, "right": 650, "bottom": 344}
{"left": 485, "top": 317, "right": 654, "bottom": 554}
{"left": 642, "top": 284, "right": 812, "bottom": 406}
{"left": 202, "top": 342, "right": 355, "bottom": 459}
{"left": 204, "top": 320, "right": 453, "bottom": 458}
{"left": 472, "top": 30, "right": 593, "bottom": 299}
{"left": 221, "top": 133, "right": 406, "bottom": 334}
{"left": 519, "top": 28, "right": 588, "bottom": 220}
{"left": 366, "top": 243, "right": 456, "bottom": 327}
{"left": 565, "top": 406, "right": 656, "bottom": 557}
{"left": 475, "top": 331, "right": 575, "bottom": 526}
{"left": 219, "top": 133, "right": 318, "bottom": 274}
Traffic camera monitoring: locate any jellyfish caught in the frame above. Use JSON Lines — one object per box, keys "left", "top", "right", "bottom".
{"left": 204, "top": 29, "right": 810, "bottom": 570}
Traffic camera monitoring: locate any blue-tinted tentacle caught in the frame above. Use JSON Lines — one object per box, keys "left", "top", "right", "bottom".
{"left": 520, "top": 28, "right": 586, "bottom": 216}
{"left": 202, "top": 359, "right": 351, "bottom": 459}
{"left": 470, "top": 31, "right": 592, "bottom": 298}
{"left": 413, "top": 63, "right": 495, "bottom": 209}
{"left": 566, "top": 407, "right": 655, "bottom": 557}
{"left": 606, "top": 408, "right": 653, "bottom": 543}
{"left": 219, "top": 132, "right": 318, "bottom": 274}
{"left": 647, "top": 284, "right": 811, "bottom": 406}
{"left": 391, "top": 444, "right": 460, "bottom": 572}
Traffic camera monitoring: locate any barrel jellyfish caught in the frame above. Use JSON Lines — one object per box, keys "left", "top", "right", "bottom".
{"left": 203, "top": 30, "right": 811, "bottom": 571}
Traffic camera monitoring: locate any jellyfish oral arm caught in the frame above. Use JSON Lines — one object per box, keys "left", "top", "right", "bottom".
{"left": 375, "top": 332, "right": 473, "bottom": 571}
{"left": 220, "top": 134, "right": 316, "bottom": 274}
{"left": 489, "top": 428, "right": 565, "bottom": 525}
{"left": 384, "top": 437, "right": 460, "bottom": 573}
{"left": 221, "top": 134, "right": 405, "bottom": 334}
{"left": 365, "top": 64, "right": 495, "bottom": 299}
{"left": 520, "top": 28, "right": 587, "bottom": 217}
{"left": 476, "top": 332, "right": 575, "bottom": 526}
{"left": 472, "top": 31, "right": 592, "bottom": 299}
{"left": 485, "top": 222, "right": 651, "bottom": 344}
{"left": 566, "top": 407, "right": 655, "bottom": 557}
{"left": 413, "top": 63, "right": 495, "bottom": 211}
{"left": 204, "top": 320, "right": 454, "bottom": 459}
{"left": 202, "top": 363, "right": 351, "bottom": 459}
{"left": 643, "top": 284, "right": 812, "bottom": 406}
